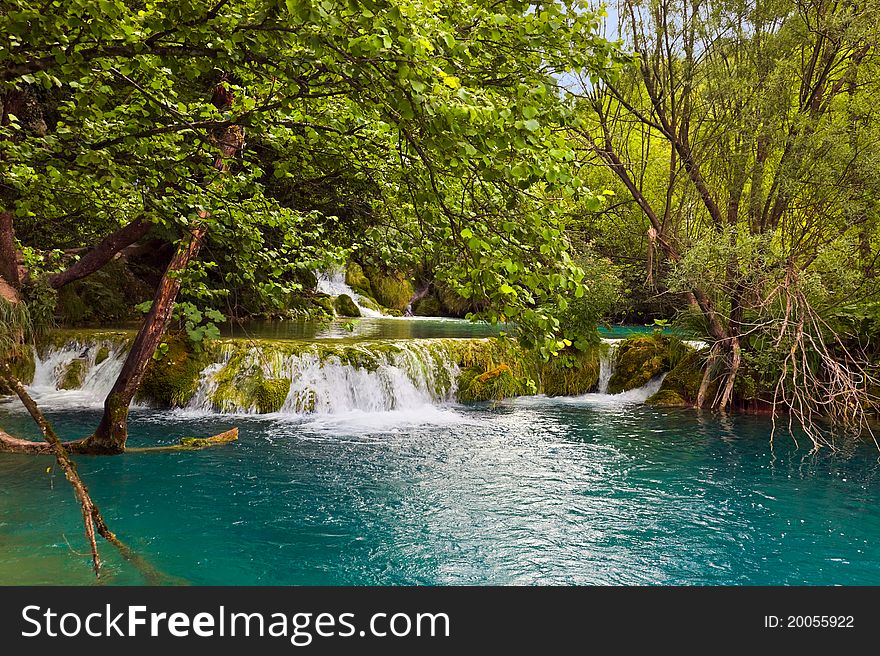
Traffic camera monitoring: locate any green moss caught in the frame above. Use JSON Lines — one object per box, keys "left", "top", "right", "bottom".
{"left": 345, "top": 262, "right": 373, "bottom": 296}
{"left": 59, "top": 358, "right": 88, "bottom": 390}
{"left": 136, "top": 339, "right": 206, "bottom": 408}
{"left": 646, "top": 348, "right": 714, "bottom": 407}
{"left": 39, "top": 329, "right": 134, "bottom": 352}
{"left": 539, "top": 347, "right": 601, "bottom": 396}
{"left": 94, "top": 346, "right": 110, "bottom": 365}
{"left": 0, "top": 349, "right": 36, "bottom": 394}
{"left": 356, "top": 294, "right": 382, "bottom": 313}
{"left": 291, "top": 389, "right": 317, "bottom": 413}
{"left": 607, "top": 334, "right": 684, "bottom": 394}
{"left": 645, "top": 388, "right": 689, "bottom": 406}
{"left": 333, "top": 294, "right": 361, "bottom": 317}
{"left": 413, "top": 297, "right": 441, "bottom": 317}
{"left": 255, "top": 377, "right": 291, "bottom": 413}
{"left": 311, "top": 294, "right": 335, "bottom": 318}
{"left": 366, "top": 269, "right": 413, "bottom": 312}
{"left": 457, "top": 364, "right": 531, "bottom": 402}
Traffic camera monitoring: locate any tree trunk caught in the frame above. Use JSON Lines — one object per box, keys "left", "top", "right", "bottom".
{"left": 85, "top": 225, "right": 206, "bottom": 453}
{"left": 47, "top": 215, "right": 152, "bottom": 289}
{"left": 0, "top": 211, "right": 20, "bottom": 289}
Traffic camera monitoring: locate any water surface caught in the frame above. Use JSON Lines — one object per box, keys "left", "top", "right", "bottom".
{"left": 2, "top": 397, "right": 878, "bottom": 586}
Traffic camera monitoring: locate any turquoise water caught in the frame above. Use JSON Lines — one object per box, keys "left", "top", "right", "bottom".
{"left": 2, "top": 398, "right": 879, "bottom": 585}
{"left": 219, "top": 318, "right": 672, "bottom": 341}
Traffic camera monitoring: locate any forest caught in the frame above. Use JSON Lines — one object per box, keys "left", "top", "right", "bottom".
{"left": 2, "top": 0, "right": 880, "bottom": 583}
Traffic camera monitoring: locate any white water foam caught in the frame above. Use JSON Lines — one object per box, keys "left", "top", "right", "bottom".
{"left": 26, "top": 340, "right": 129, "bottom": 408}
{"left": 185, "top": 340, "right": 461, "bottom": 417}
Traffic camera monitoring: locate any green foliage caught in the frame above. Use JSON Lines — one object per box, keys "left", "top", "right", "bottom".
{"left": 0, "top": 296, "right": 31, "bottom": 358}
{"left": 1, "top": 0, "right": 622, "bottom": 353}
{"left": 57, "top": 259, "right": 150, "bottom": 324}
{"left": 556, "top": 252, "right": 622, "bottom": 349}
{"left": 136, "top": 300, "right": 225, "bottom": 351}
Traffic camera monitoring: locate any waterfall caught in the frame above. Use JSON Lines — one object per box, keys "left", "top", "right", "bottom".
{"left": 185, "top": 340, "right": 460, "bottom": 415}
{"left": 26, "top": 337, "right": 129, "bottom": 407}
{"left": 18, "top": 333, "right": 682, "bottom": 417}
{"left": 597, "top": 339, "right": 619, "bottom": 394}
{"left": 315, "top": 269, "right": 385, "bottom": 317}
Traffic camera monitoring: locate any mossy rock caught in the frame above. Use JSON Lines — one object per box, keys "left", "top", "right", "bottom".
{"left": 294, "top": 268, "right": 318, "bottom": 292}
{"left": 539, "top": 347, "right": 601, "bottom": 396}
{"left": 94, "top": 346, "right": 111, "bottom": 365}
{"left": 311, "top": 294, "right": 335, "bottom": 317}
{"left": 58, "top": 358, "right": 88, "bottom": 390}
{"left": 646, "top": 349, "right": 714, "bottom": 407}
{"left": 607, "top": 334, "right": 676, "bottom": 395}
{"left": 136, "top": 339, "right": 206, "bottom": 408}
{"left": 333, "top": 294, "right": 361, "bottom": 317}
{"left": 435, "top": 281, "right": 488, "bottom": 318}
{"left": 413, "top": 296, "right": 441, "bottom": 317}
{"left": 56, "top": 258, "right": 152, "bottom": 325}
{"left": 291, "top": 389, "right": 317, "bottom": 414}
{"left": 366, "top": 269, "right": 413, "bottom": 312}
{"left": 255, "top": 377, "right": 291, "bottom": 414}
{"left": 356, "top": 294, "right": 382, "bottom": 313}
{"left": 456, "top": 363, "right": 534, "bottom": 402}
{"left": 345, "top": 262, "right": 373, "bottom": 296}
{"left": 0, "top": 349, "right": 36, "bottom": 394}
{"left": 644, "top": 388, "right": 689, "bottom": 407}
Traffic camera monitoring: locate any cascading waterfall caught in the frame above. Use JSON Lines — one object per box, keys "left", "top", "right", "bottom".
{"left": 316, "top": 269, "right": 385, "bottom": 318}
{"left": 19, "top": 334, "right": 683, "bottom": 418}
{"left": 186, "top": 340, "right": 460, "bottom": 415}
{"left": 27, "top": 338, "right": 129, "bottom": 407}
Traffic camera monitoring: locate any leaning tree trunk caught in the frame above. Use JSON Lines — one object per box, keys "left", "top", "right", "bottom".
{"left": 47, "top": 215, "right": 152, "bottom": 289}
{"left": 84, "top": 225, "right": 206, "bottom": 453}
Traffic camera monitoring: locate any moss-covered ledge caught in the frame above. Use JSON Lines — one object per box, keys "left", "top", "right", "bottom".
{"left": 607, "top": 334, "right": 689, "bottom": 395}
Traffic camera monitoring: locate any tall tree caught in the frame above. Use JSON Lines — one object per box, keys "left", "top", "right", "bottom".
{"left": 573, "top": 0, "right": 880, "bottom": 445}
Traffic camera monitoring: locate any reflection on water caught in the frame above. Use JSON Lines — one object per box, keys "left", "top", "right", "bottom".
{"left": 221, "top": 317, "right": 507, "bottom": 341}
{"left": 219, "top": 318, "right": 679, "bottom": 341}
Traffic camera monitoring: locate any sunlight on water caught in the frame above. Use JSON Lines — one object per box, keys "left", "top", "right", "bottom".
{"left": 2, "top": 330, "right": 879, "bottom": 586}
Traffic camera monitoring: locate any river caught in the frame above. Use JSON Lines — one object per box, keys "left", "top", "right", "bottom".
{"left": 1, "top": 321, "right": 878, "bottom": 585}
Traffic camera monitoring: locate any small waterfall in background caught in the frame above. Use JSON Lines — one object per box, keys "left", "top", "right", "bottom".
{"left": 597, "top": 339, "right": 619, "bottom": 395}
{"left": 315, "top": 269, "right": 385, "bottom": 318}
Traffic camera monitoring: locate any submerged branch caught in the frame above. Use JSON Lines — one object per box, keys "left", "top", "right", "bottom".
{"left": 0, "top": 363, "right": 188, "bottom": 582}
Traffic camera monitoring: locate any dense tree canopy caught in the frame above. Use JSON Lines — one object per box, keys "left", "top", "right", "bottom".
{"left": 2, "top": 0, "right": 620, "bottom": 351}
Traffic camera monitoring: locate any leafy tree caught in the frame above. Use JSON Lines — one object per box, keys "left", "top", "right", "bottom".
{"left": 0, "top": 0, "right": 620, "bottom": 452}
{"left": 572, "top": 0, "right": 880, "bottom": 446}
